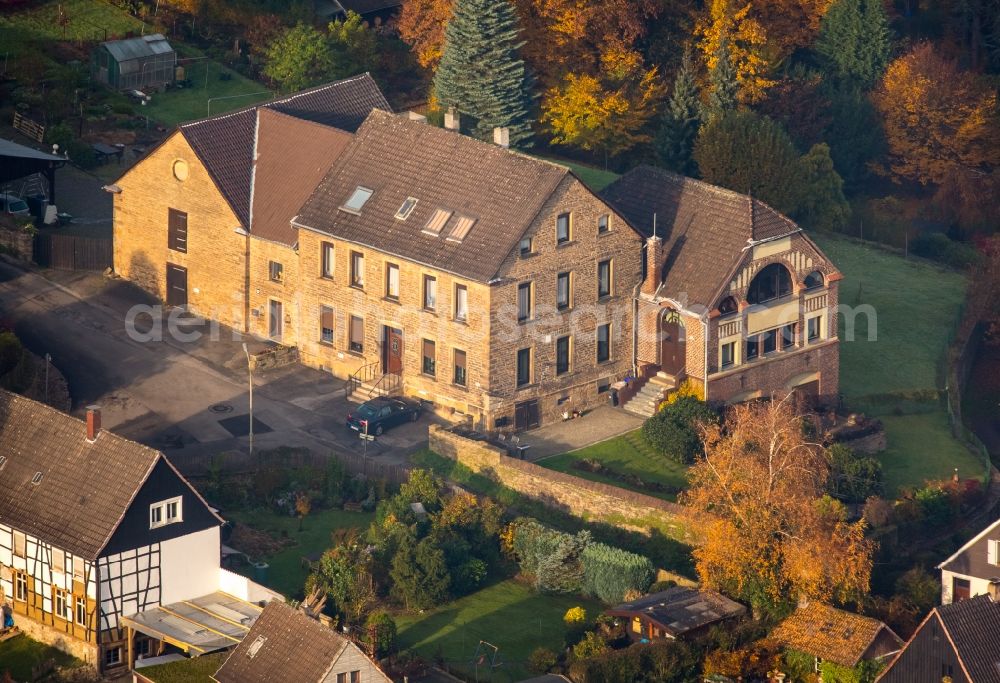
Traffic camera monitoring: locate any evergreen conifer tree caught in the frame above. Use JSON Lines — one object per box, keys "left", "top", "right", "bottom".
{"left": 707, "top": 34, "right": 739, "bottom": 116}
{"left": 816, "top": 0, "right": 891, "bottom": 87}
{"left": 656, "top": 50, "right": 703, "bottom": 176}
{"left": 433, "top": 0, "right": 534, "bottom": 147}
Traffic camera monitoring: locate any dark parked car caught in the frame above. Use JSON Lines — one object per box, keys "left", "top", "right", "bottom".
{"left": 346, "top": 396, "right": 422, "bottom": 436}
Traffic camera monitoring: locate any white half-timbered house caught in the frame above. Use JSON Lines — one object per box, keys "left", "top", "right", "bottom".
{"left": 0, "top": 390, "right": 276, "bottom": 675}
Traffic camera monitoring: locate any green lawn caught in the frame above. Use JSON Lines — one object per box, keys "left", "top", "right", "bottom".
{"left": 0, "top": 0, "right": 154, "bottom": 56}
{"left": 396, "top": 578, "right": 603, "bottom": 680}
{"left": 0, "top": 633, "right": 80, "bottom": 682}
{"left": 879, "top": 412, "right": 989, "bottom": 493}
{"left": 223, "top": 507, "right": 373, "bottom": 599}
{"left": 136, "top": 652, "right": 226, "bottom": 683}
{"left": 145, "top": 53, "right": 272, "bottom": 127}
{"left": 538, "top": 429, "right": 688, "bottom": 501}
{"left": 813, "top": 234, "right": 967, "bottom": 406}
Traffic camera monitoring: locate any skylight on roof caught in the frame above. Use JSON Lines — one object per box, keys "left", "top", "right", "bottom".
{"left": 446, "top": 216, "right": 476, "bottom": 243}
{"left": 247, "top": 636, "right": 266, "bottom": 659}
{"left": 422, "top": 209, "right": 453, "bottom": 236}
{"left": 31, "top": 472, "right": 43, "bottom": 485}
{"left": 341, "top": 186, "right": 374, "bottom": 214}
{"left": 0, "top": 455, "right": 6, "bottom": 469}
{"left": 396, "top": 197, "right": 418, "bottom": 220}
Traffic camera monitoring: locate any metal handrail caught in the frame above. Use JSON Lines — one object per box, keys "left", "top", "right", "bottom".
{"left": 368, "top": 371, "right": 401, "bottom": 399}
{"left": 346, "top": 360, "right": 380, "bottom": 396}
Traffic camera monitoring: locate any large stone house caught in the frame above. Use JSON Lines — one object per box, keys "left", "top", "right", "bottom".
{"left": 0, "top": 391, "right": 277, "bottom": 675}
{"left": 601, "top": 166, "right": 842, "bottom": 414}
{"left": 111, "top": 83, "right": 841, "bottom": 429}
{"left": 938, "top": 516, "right": 1000, "bottom": 604}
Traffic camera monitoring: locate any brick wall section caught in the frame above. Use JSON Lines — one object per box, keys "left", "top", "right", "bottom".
{"left": 708, "top": 338, "right": 839, "bottom": 404}
{"left": 429, "top": 425, "right": 689, "bottom": 539}
{"left": 0, "top": 228, "right": 34, "bottom": 260}
{"left": 248, "top": 238, "right": 299, "bottom": 341}
{"left": 487, "top": 176, "right": 644, "bottom": 426}
{"left": 14, "top": 617, "right": 99, "bottom": 669}
{"left": 114, "top": 132, "right": 247, "bottom": 330}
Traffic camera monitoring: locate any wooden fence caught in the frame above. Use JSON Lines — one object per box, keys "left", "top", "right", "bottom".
{"left": 12, "top": 112, "right": 45, "bottom": 143}
{"left": 33, "top": 233, "right": 113, "bottom": 270}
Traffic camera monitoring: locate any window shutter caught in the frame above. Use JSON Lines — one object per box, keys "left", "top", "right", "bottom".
{"left": 989, "top": 539, "right": 999, "bottom": 566}
{"left": 423, "top": 339, "right": 435, "bottom": 358}
{"left": 455, "top": 349, "right": 466, "bottom": 369}
{"left": 168, "top": 209, "right": 188, "bottom": 252}
{"left": 350, "top": 316, "right": 363, "bottom": 343}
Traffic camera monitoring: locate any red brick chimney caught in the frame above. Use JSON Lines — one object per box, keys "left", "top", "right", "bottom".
{"left": 642, "top": 236, "right": 663, "bottom": 295}
{"left": 86, "top": 406, "right": 101, "bottom": 442}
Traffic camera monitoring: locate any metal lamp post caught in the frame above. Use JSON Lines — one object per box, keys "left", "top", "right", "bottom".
{"left": 242, "top": 342, "right": 253, "bottom": 456}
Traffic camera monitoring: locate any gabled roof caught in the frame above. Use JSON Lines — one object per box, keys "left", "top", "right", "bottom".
{"left": 938, "top": 516, "right": 1000, "bottom": 580}
{"left": 178, "top": 74, "right": 390, "bottom": 228}
{"left": 771, "top": 602, "right": 902, "bottom": 668}
{"left": 0, "top": 390, "right": 201, "bottom": 560}
{"left": 101, "top": 34, "right": 174, "bottom": 62}
{"left": 606, "top": 586, "right": 746, "bottom": 637}
{"left": 295, "top": 109, "right": 571, "bottom": 282}
{"left": 936, "top": 595, "right": 1000, "bottom": 682}
{"left": 213, "top": 601, "right": 391, "bottom": 683}
{"left": 599, "top": 165, "right": 801, "bottom": 308}
{"left": 250, "top": 109, "right": 354, "bottom": 246}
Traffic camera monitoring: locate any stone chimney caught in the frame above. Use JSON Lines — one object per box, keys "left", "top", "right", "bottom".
{"left": 493, "top": 126, "right": 510, "bottom": 148}
{"left": 86, "top": 406, "right": 101, "bottom": 442}
{"left": 444, "top": 107, "right": 460, "bottom": 131}
{"left": 642, "top": 236, "right": 663, "bottom": 295}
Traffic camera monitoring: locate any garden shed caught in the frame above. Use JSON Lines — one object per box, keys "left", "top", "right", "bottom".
{"left": 92, "top": 34, "right": 176, "bottom": 91}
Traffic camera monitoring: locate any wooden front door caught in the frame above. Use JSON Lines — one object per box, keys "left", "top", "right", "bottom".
{"left": 268, "top": 300, "right": 282, "bottom": 341}
{"left": 165, "top": 264, "right": 187, "bottom": 307}
{"left": 383, "top": 326, "right": 403, "bottom": 374}
{"left": 660, "top": 310, "right": 686, "bottom": 375}
{"left": 514, "top": 400, "right": 540, "bottom": 431}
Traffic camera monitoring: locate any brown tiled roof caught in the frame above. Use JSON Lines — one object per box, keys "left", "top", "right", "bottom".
{"left": 250, "top": 109, "right": 354, "bottom": 246}
{"left": 936, "top": 595, "right": 1000, "bottom": 682}
{"left": 600, "top": 165, "right": 800, "bottom": 308}
{"left": 605, "top": 586, "right": 746, "bottom": 637}
{"left": 180, "top": 74, "right": 390, "bottom": 227}
{"left": 213, "top": 601, "right": 390, "bottom": 683}
{"left": 0, "top": 390, "right": 161, "bottom": 559}
{"left": 938, "top": 517, "right": 1000, "bottom": 582}
{"left": 294, "top": 109, "right": 570, "bottom": 283}
{"left": 772, "top": 602, "right": 900, "bottom": 668}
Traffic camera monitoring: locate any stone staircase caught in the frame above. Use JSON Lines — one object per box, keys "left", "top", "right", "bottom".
{"left": 622, "top": 372, "right": 678, "bottom": 417}
{"left": 346, "top": 373, "right": 402, "bottom": 404}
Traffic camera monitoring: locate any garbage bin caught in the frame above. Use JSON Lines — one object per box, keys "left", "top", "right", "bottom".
{"left": 608, "top": 388, "right": 619, "bottom": 407}
{"left": 24, "top": 194, "right": 47, "bottom": 219}
{"left": 252, "top": 561, "right": 269, "bottom": 583}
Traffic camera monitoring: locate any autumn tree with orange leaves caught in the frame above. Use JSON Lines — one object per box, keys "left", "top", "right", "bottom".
{"left": 682, "top": 397, "right": 874, "bottom": 615}
{"left": 398, "top": 0, "right": 454, "bottom": 69}
{"left": 873, "top": 43, "right": 1000, "bottom": 187}
{"left": 697, "top": 0, "right": 776, "bottom": 104}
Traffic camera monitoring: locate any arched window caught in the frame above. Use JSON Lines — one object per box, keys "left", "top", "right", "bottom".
{"left": 804, "top": 270, "right": 824, "bottom": 290}
{"left": 747, "top": 263, "right": 792, "bottom": 305}
{"left": 718, "top": 296, "right": 738, "bottom": 316}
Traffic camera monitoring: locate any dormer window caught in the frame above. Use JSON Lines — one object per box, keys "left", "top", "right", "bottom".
{"left": 341, "top": 187, "right": 374, "bottom": 214}
{"left": 396, "top": 197, "right": 418, "bottom": 220}
{"left": 150, "top": 496, "right": 183, "bottom": 529}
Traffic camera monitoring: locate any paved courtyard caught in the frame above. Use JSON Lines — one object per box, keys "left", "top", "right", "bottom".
{"left": 519, "top": 405, "right": 643, "bottom": 460}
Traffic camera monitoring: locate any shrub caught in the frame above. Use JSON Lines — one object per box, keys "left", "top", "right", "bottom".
{"left": 915, "top": 485, "right": 952, "bottom": 526}
{"left": 895, "top": 567, "right": 940, "bottom": 615}
{"left": 365, "top": 611, "right": 397, "bottom": 658}
{"left": 581, "top": 542, "right": 654, "bottom": 604}
{"left": 572, "top": 631, "right": 609, "bottom": 660}
{"left": 642, "top": 395, "right": 718, "bottom": 464}
{"left": 912, "top": 232, "right": 981, "bottom": 269}
{"left": 827, "top": 443, "right": 883, "bottom": 503}
{"left": 564, "top": 606, "right": 587, "bottom": 626}
{"left": 528, "top": 647, "right": 558, "bottom": 673}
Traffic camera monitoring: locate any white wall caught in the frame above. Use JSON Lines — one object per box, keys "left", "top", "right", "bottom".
{"left": 158, "top": 526, "right": 221, "bottom": 604}
{"left": 218, "top": 567, "right": 283, "bottom": 604}
{"left": 940, "top": 569, "right": 995, "bottom": 604}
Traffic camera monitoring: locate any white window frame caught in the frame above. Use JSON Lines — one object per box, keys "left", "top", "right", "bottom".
{"left": 75, "top": 596, "right": 87, "bottom": 626}
{"left": 55, "top": 588, "right": 72, "bottom": 621}
{"left": 150, "top": 496, "right": 183, "bottom": 529}
{"left": 989, "top": 538, "right": 999, "bottom": 566}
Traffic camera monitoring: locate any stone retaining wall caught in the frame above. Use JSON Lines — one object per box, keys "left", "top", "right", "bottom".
{"left": 429, "top": 425, "right": 690, "bottom": 540}
{"left": 13, "top": 616, "right": 99, "bottom": 670}
{"left": 0, "top": 228, "right": 34, "bottom": 261}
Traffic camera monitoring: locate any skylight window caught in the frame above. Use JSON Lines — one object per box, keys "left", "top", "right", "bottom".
{"left": 31, "top": 472, "right": 43, "bottom": 485}
{"left": 247, "top": 636, "right": 266, "bottom": 659}
{"left": 422, "top": 209, "right": 453, "bottom": 236}
{"left": 446, "top": 216, "right": 476, "bottom": 243}
{"left": 0, "top": 455, "right": 6, "bottom": 470}
{"left": 396, "top": 197, "right": 418, "bottom": 220}
{"left": 340, "top": 186, "right": 374, "bottom": 214}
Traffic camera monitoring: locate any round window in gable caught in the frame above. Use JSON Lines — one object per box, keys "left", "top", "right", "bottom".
{"left": 172, "top": 159, "right": 189, "bottom": 181}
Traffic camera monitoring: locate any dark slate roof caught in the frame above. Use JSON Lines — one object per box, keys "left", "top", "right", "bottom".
{"left": 0, "top": 390, "right": 162, "bottom": 559}
{"left": 938, "top": 517, "right": 1000, "bottom": 581}
{"left": 606, "top": 586, "right": 746, "bottom": 637}
{"left": 338, "top": 0, "right": 402, "bottom": 13}
{"left": 101, "top": 34, "right": 174, "bottom": 62}
{"left": 295, "top": 109, "right": 571, "bottom": 282}
{"left": 937, "top": 595, "right": 1000, "bottom": 682}
{"left": 213, "top": 601, "right": 390, "bottom": 683}
{"left": 771, "top": 602, "right": 901, "bottom": 668}
{"left": 250, "top": 109, "right": 353, "bottom": 246}
{"left": 179, "top": 74, "right": 390, "bottom": 227}
{"left": 600, "top": 165, "right": 800, "bottom": 308}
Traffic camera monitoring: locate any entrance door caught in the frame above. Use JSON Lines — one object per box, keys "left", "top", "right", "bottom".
{"left": 660, "top": 310, "right": 686, "bottom": 375}
{"left": 514, "top": 400, "right": 540, "bottom": 431}
{"left": 165, "top": 264, "right": 187, "bottom": 307}
{"left": 383, "top": 326, "right": 403, "bottom": 374}
{"left": 269, "top": 300, "right": 283, "bottom": 341}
